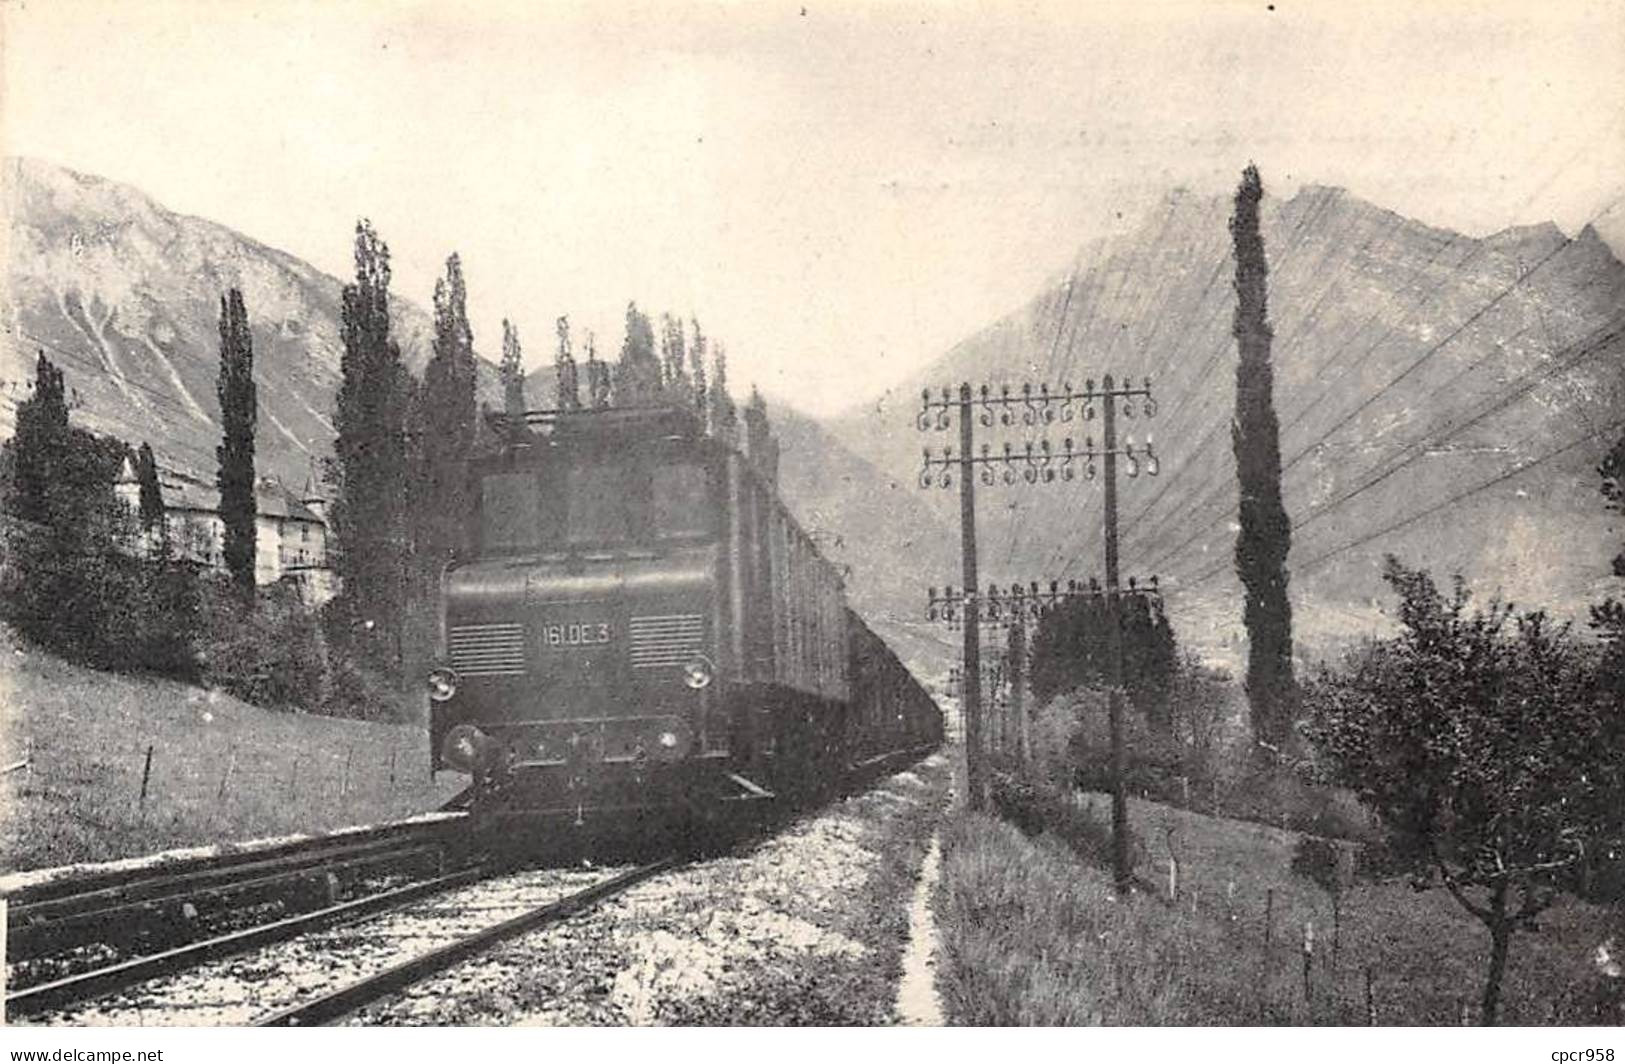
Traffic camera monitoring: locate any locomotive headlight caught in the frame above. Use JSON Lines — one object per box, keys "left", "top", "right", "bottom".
{"left": 681, "top": 654, "right": 714, "bottom": 690}
{"left": 658, "top": 731, "right": 679, "bottom": 749}
{"left": 441, "top": 723, "right": 485, "bottom": 774}
{"left": 427, "top": 666, "right": 460, "bottom": 702}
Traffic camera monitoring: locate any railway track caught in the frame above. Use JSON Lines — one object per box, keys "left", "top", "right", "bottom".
{"left": 258, "top": 857, "right": 678, "bottom": 1026}
{"left": 4, "top": 813, "right": 473, "bottom": 1019}
{"left": 10, "top": 857, "right": 678, "bottom": 1026}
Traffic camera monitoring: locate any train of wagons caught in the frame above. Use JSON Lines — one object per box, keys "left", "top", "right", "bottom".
{"left": 426, "top": 402, "right": 942, "bottom": 827}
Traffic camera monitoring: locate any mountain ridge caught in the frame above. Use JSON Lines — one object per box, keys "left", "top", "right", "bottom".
{"left": 827, "top": 180, "right": 1625, "bottom": 666}
{"left": 7, "top": 158, "right": 1623, "bottom": 670}
{"left": 3, "top": 155, "right": 505, "bottom": 488}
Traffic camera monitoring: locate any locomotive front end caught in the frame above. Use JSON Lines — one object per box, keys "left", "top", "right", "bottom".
{"left": 428, "top": 411, "right": 730, "bottom": 825}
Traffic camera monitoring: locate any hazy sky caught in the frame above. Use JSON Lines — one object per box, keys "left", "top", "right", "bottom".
{"left": 5, "top": 0, "right": 1624, "bottom": 415}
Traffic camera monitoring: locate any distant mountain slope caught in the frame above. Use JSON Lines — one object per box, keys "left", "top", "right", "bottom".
{"left": 766, "top": 396, "right": 956, "bottom": 624}
{"left": 2, "top": 157, "right": 503, "bottom": 486}
{"left": 832, "top": 185, "right": 1625, "bottom": 665}
{"left": 11, "top": 158, "right": 1621, "bottom": 667}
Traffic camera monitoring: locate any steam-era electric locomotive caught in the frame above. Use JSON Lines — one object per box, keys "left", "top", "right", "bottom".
{"left": 427, "top": 402, "right": 941, "bottom": 825}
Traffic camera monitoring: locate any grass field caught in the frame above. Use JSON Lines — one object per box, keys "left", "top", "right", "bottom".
{"left": 936, "top": 780, "right": 1620, "bottom": 1025}
{"left": 0, "top": 626, "right": 462, "bottom": 872}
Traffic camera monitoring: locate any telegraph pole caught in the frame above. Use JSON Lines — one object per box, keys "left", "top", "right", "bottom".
{"left": 920, "top": 376, "right": 1159, "bottom": 888}
{"left": 956, "top": 384, "right": 987, "bottom": 810}
{"left": 1101, "top": 374, "right": 1132, "bottom": 892}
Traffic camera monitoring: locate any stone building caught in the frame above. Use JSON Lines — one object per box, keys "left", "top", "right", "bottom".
{"left": 114, "top": 459, "right": 335, "bottom": 605}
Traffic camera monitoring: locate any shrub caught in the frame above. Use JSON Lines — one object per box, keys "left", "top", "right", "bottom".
{"left": 197, "top": 581, "right": 328, "bottom": 711}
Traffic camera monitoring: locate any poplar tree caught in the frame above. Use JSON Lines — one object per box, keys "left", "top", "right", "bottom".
{"left": 416, "top": 253, "right": 479, "bottom": 573}
{"left": 555, "top": 315, "right": 580, "bottom": 411}
{"left": 708, "top": 343, "right": 737, "bottom": 443}
{"left": 330, "top": 220, "right": 412, "bottom": 668}
{"left": 688, "top": 318, "right": 709, "bottom": 419}
{"left": 216, "top": 288, "right": 258, "bottom": 601}
{"left": 613, "top": 302, "right": 661, "bottom": 405}
{"left": 660, "top": 312, "right": 688, "bottom": 398}
{"left": 1229, "top": 164, "right": 1297, "bottom": 750}
{"left": 501, "top": 317, "right": 526, "bottom": 418}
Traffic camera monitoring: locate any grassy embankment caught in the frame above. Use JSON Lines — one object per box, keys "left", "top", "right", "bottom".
{"left": 934, "top": 779, "right": 1616, "bottom": 1025}
{"left": 0, "top": 628, "right": 461, "bottom": 871}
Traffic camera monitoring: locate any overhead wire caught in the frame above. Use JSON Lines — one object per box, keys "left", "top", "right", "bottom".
{"left": 1108, "top": 194, "right": 1406, "bottom": 557}
{"left": 1040, "top": 185, "right": 1350, "bottom": 579}
{"left": 1138, "top": 189, "right": 1625, "bottom": 582}
{"left": 1168, "top": 309, "right": 1625, "bottom": 590}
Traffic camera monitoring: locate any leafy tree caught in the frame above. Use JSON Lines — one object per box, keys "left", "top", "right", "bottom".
{"left": 1591, "top": 433, "right": 1625, "bottom": 693}
{"left": 4, "top": 352, "right": 70, "bottom": 525}
{"left": 135, "top": 441, "right": 165, "bottom": 536}
{"left": 1599, "top": 431, "right": 1625, "bottom": 578}
{"left": 501, "top": 317, "right": 527, "bottom": 418}
{"left": 329, "top": 220, "right": 413, "bottom": 670}
{"left": 0, "top": 357, "right": 199, "bottom": 677}
{"left": 1027, "top": 585, "right": 1177, "bottom": 722}
{"left": 216, "top": 289, "right": 258, "bottom": 601}
{"left": 1302, "top": 556, "right": 1625, "bottom": 1025}
{"left": 1230, "top": 163, "right": 1297, "bottom": 750}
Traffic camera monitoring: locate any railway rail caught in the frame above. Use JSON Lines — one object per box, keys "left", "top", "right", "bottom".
{"left": 4, "top": 813, "right": 473, "bottom": 1019}
{"left": 258, "top": 857, "right": 679, "bottom": 1026}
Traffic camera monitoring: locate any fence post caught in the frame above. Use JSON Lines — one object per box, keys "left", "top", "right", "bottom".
{"left": 287, "top": 755, "right": 300, "bottom": 798}
{"left": 217, "top": 748, "right": 237, "bottom": 801}
{"left": 1364, "top": 966, "right": 1376, "bottom": 1025}
{"left": 1302, "top": 919, "right": 1315, "bottom": 1011}
{"left": 138, "top": 744, "right": 154, "bottom": 817}
{"left": 340, "top": 746, "right": 354, "bottom": 799}
{"left": 1264, "top": 888, "right": 1274, "bottom": 953}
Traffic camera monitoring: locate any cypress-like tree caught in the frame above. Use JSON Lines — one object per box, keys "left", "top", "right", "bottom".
{"left": 330, "top": 220, "right": 412, "bottom": 668}
{"left": 416, "top": 253, "right": 479, "bottom": 573}
{"left": 135, "top": 441, "right": 165, "bottom": 536}
{"left": 1229, "top": 164, "right": 1296, "bottom": 750}
{"left": 501, "top": 317, "right": 527, "bottom": 418}
{"left": 216, "top": 288, "right": 258, "bottom": 600}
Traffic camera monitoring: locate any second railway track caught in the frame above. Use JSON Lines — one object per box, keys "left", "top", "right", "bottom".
{"left": 9, "top": 855, "right": 679, "bottom": 1026}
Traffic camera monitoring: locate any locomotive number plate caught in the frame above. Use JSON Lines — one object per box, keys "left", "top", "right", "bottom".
{"left": 540, "top": 621, "right": 612, "bottom": 648}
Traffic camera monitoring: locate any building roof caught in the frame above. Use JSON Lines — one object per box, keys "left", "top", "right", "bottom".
{"left": 160, "top": 475, "right": 324, "bottom": 524}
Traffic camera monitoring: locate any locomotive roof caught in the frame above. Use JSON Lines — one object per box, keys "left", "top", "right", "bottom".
{"left": 489, "top": 403, "right": 705, "bottom": 446}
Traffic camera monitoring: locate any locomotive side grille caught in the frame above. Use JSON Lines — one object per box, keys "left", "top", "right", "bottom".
{"left": 447, "top": 622, "right": 527, "bottom": 676}
{"left": 629, "top": 614, "right": 705, "bottom": 668}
